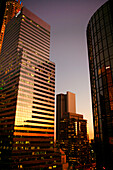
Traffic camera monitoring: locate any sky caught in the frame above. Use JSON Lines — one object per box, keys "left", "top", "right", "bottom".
{"left": 22, "top": 0, "right": 107, "bottom": 139}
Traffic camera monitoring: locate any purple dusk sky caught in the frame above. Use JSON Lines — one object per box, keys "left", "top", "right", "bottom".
{"left": 22, "top": 0, "right": 107, "bottom": 139}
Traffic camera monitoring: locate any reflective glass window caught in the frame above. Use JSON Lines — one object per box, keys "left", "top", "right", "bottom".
{"left": 109, "top": 46, "right": 113, "bottom": 56}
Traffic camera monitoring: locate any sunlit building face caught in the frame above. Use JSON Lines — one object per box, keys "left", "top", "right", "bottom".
{"left": 0, "top": 7, "right": 62, "bottom": 169}
{"left": 87, "top": 1, "right": 113, "bottom": 169}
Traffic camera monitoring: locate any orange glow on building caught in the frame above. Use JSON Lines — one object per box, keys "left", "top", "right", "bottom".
{"left": 0, "top": 6, "right": 62, "bottom": 169}
{"left": 0, "top": 0, "right": 23, "bottom": 53}
{"left": 13, "top": 132, "right": 54, "bottom": 137}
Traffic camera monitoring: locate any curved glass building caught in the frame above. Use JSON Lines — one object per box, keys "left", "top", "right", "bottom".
{"left": 87, "top": 1, "right": 113, "bottom": 169}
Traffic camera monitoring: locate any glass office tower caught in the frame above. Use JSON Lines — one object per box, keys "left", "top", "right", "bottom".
{"left": 87, "top": 1, "right": 113, "bottom": 169}
{"left": 0, "top": 7, "right": 62, "bottom": 169}
{"left": 0, "top": 0, "right": 23, "bottom": 53}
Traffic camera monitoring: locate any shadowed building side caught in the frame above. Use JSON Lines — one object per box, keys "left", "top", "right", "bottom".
{"left": 56, "top": 92, "right": 90, "bottom": 167}
{"left": 87, "top": 1, "right": 113, "bottom": 169}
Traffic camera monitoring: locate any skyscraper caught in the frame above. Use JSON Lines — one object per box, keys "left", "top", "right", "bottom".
{"left": 0, "top": 7, "right": 62, "bottom": 169}
{"left": 56, "top": 92, "right": 76, "bottom": 141}
{"left": 56, "top": 92, "right": 90, "bottom": 167}
{"left": 87, "top": 1, "right": 113, "bottom": 169}
{"left": 0, "top": 0, "right": 23, "bottom": 53}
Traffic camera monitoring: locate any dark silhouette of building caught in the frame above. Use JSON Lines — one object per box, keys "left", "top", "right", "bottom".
{"left": 87, "top": 1, "right": 113, "bottom": 169}
{"left": 89, "top": 139, "right": 96, "bottom": 164}
{"left": 0, "top": 7, "right": 62, "bottom": 169}
{"left": 56, "top": 91, "right": 76, "bottom": 141}
{"left": 56, "top": 92, "right": 90, "bottom": 167}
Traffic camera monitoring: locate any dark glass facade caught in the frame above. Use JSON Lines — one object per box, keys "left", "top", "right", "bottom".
{"left": 0, "top": 7, "right": 62, "bottom": 169}
{"left": 56, "top": 93, "right": 67, "bottom": 141}
{"left": 87, "top": 1, "right": 113, "bottom": 169}
{"left": 58, "top": 113, "right": 89, "bottom": 166}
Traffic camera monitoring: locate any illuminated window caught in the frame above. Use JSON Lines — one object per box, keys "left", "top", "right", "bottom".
{"left": 31, "top": 146, "right": 35, "bottom": 150}
{"left": 79, "top": 122, "right": 81, "bottom": 132}
{"left": 25, "top": 147, "right": 29, "bottom": 150}
{"left": 75, "top": 122, "right": 77, "bottom": 135}
{"left": 53, "top": 165, "right": 57, "bottom": 168}
{"left": 37, "top": 146, "right": 40, "bottom": 149}
{"left": 20, "top": 165, "right": 23, "bottom": 168}
{"left": 98, "top": 68, "right": 101, "bottom": 75}
{"left": 25, "top": 141, "right": 30, "bottom": 144}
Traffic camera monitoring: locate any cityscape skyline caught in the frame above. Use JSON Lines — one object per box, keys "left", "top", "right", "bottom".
{"left": 1, "top": 0, "right": 112, "bottom": 169}
{"left": 22, "top": 0, "right": 107, "bottom": 139}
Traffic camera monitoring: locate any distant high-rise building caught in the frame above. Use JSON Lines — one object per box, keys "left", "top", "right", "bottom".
{"left": 56, "top": 92, "right": 90, "bottom": 167}
{"left": 87, "top": 1, "right": 113, "bottom": 169}
{"left": 0, "top": 7, "right": 62, "bottom": 169}
{"left": 0, "top": 0, "right": 23, "bottom": 53}
{"left": 56, "top": 91, "right": 76, "bottom": 140}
